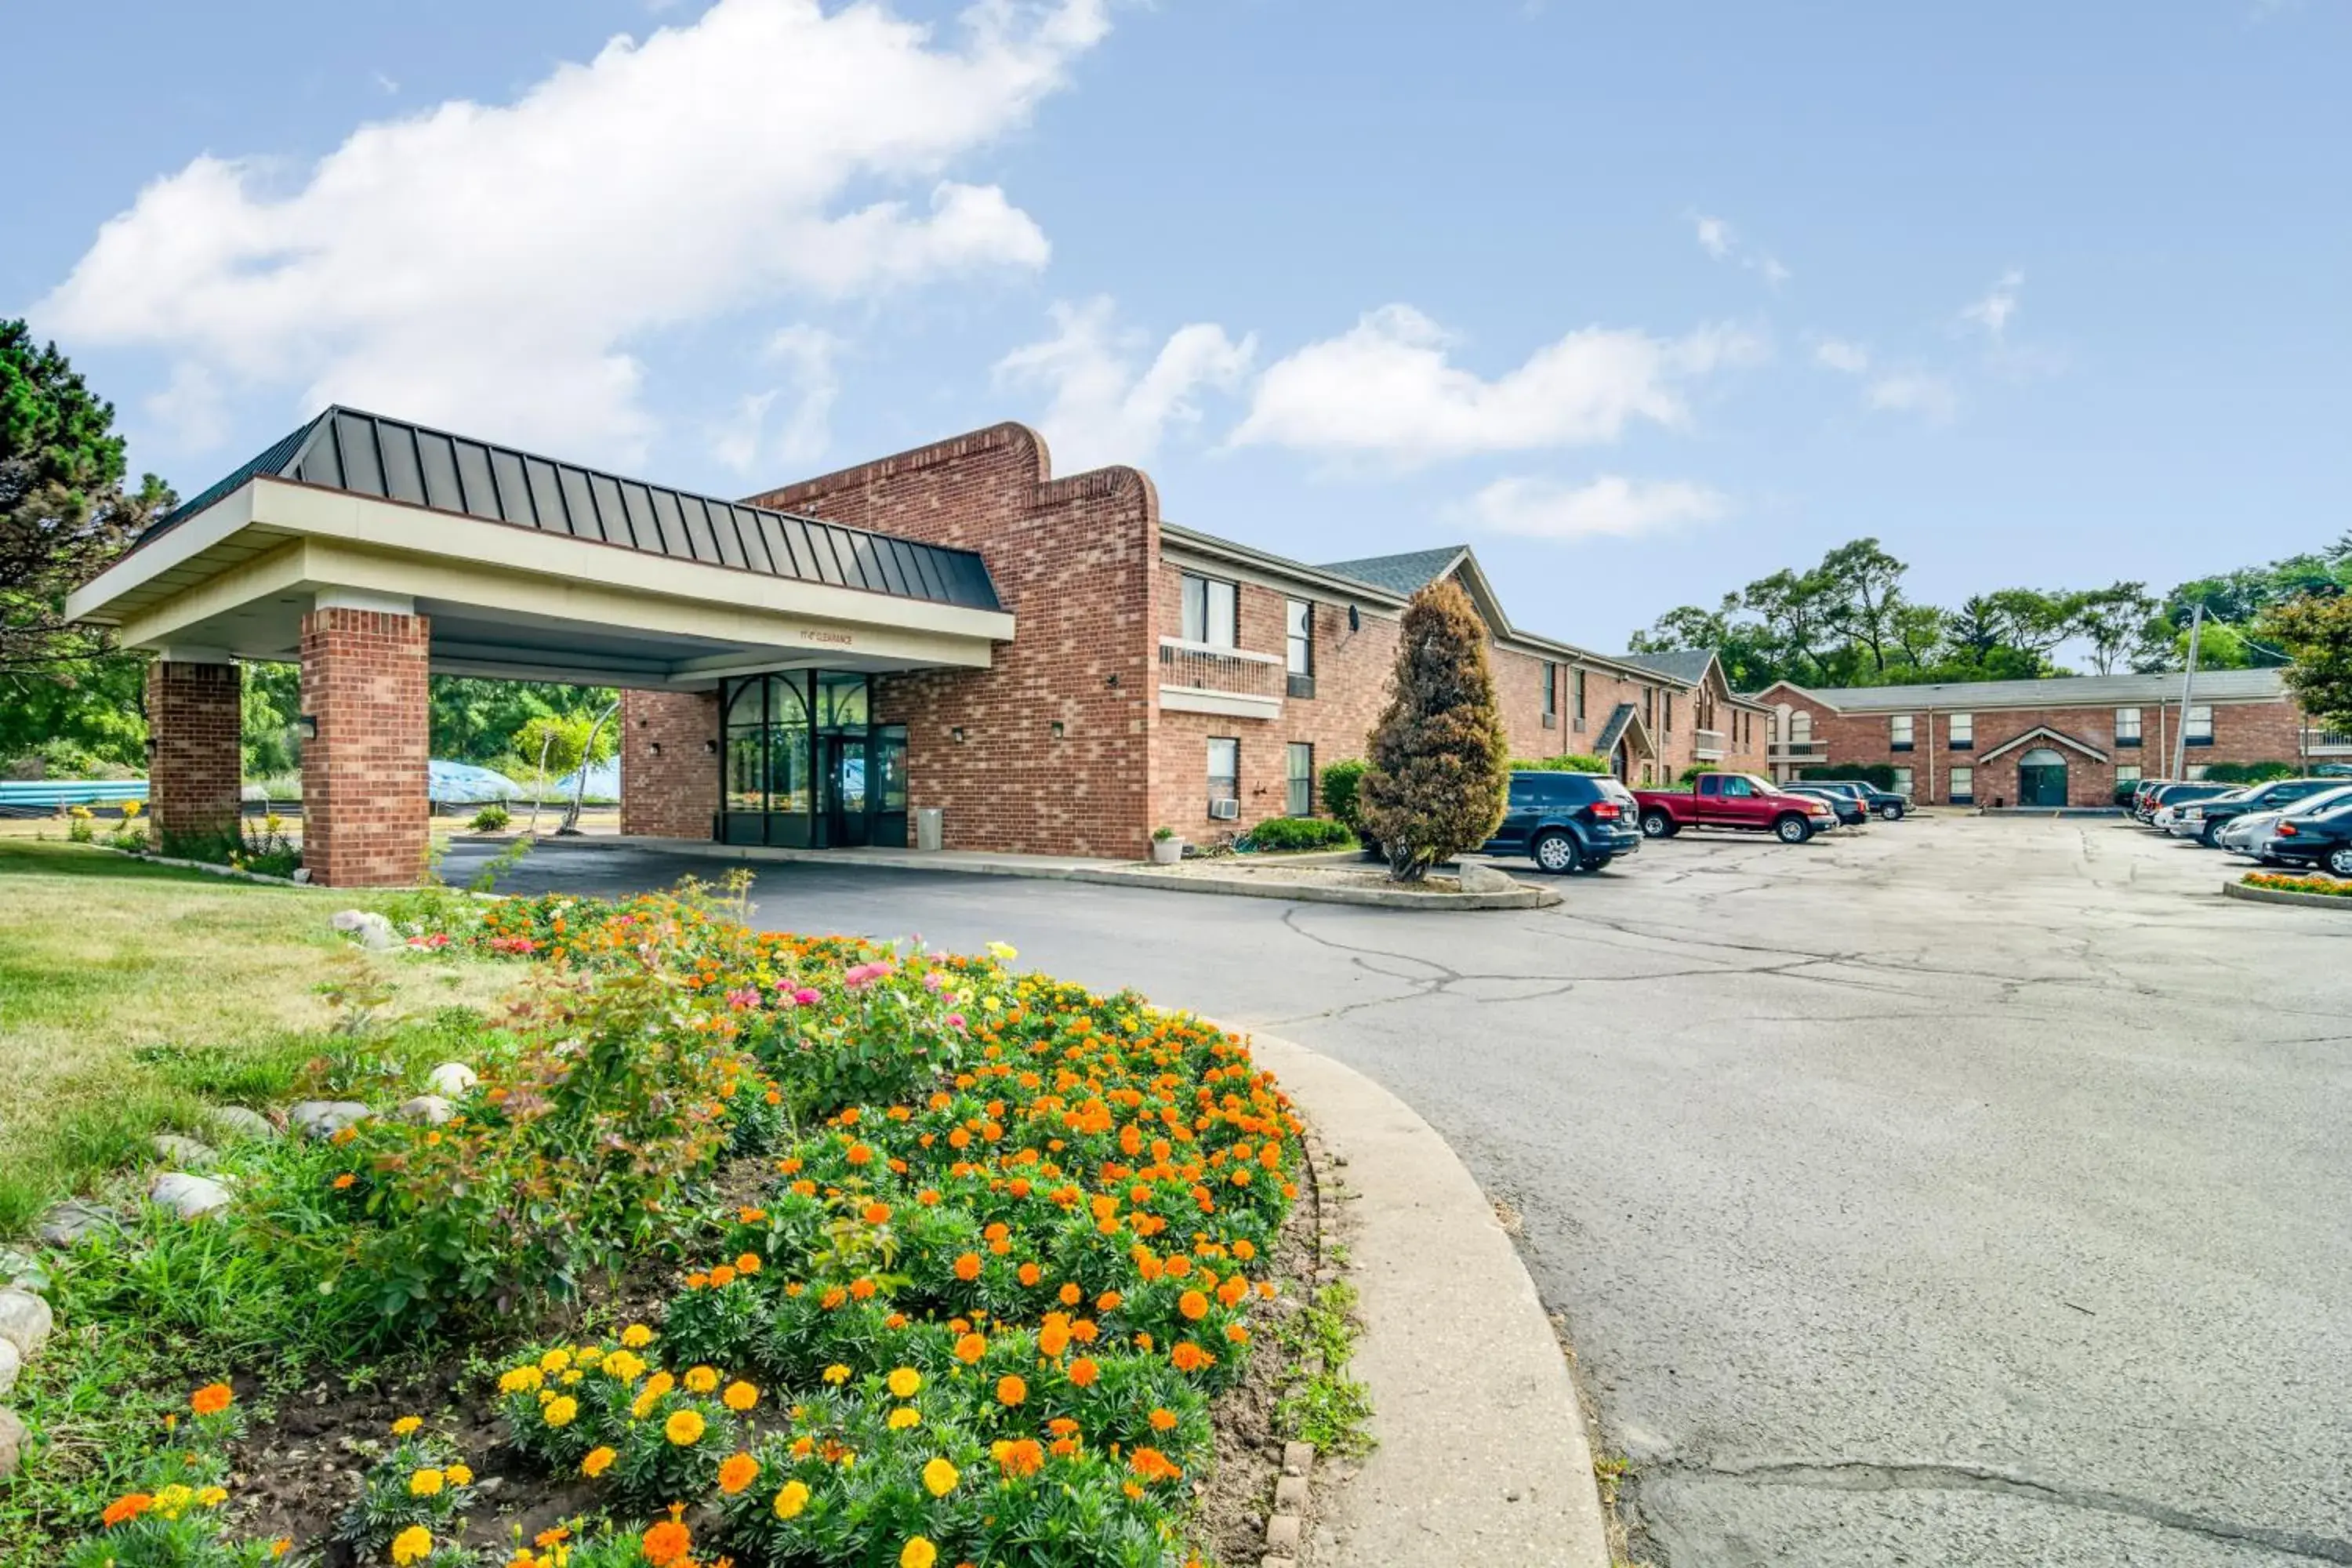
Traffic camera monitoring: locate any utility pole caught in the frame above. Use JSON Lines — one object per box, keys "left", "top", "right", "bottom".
{"left": 2171, "top": 601, "right": 2205, "bottom": 782}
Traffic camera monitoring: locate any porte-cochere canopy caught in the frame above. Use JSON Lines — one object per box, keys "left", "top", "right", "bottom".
{"left": 67, "top": 407, "right": 1014, "bottom": 689}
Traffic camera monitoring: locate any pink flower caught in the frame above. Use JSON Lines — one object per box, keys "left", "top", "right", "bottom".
{"left": 921, "top": 971, "right": 946, "bottom": 993}
{"left": 945, "top": 1014, "right": 966, "bottom": 1030}
{"left": 726, "top": 987, "right": 760, "bottom": 1011}
{"left": 408, "top": 932, "right": 450, "bottom": 949}
{"left": 790, "top": 987, "right": 821, "bottom": 1007}
{"left": 844, "top": 962, "right": 895, "bottom": 989}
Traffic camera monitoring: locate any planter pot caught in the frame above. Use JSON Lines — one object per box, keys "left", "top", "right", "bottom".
{"left": 1149, "top": 838, "right": 1184, "bottom": 865}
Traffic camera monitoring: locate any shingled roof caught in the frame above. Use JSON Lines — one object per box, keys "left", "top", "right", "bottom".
{"left": 1315, "top": 546, "right": 1470, "bottom": 597}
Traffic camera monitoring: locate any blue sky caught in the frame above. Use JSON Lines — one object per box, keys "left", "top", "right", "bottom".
{"left": 9, "top": 0, "right": 2347, "bottom": 650}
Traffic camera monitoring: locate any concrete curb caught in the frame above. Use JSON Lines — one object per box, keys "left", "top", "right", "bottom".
{"left": 2223, "top": 878, "right": 2352, "bottom": 910}
{"left": 508, "top": 835, "right": 1559, "bottom": 911}
{"left": 1236, "top": 1025, "right": 1610, "bottom": 1568}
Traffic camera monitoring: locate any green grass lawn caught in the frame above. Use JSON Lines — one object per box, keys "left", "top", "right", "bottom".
{"left": 0, "top": 838, "right": 514, "bottom": 1236}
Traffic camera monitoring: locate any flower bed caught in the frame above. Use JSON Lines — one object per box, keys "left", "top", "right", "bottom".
{"left": 38, "top": 882, "right": 1306, "bottom": 1568}
{"left": 2242, "top": 870, "right": 2352, "bottom": 897}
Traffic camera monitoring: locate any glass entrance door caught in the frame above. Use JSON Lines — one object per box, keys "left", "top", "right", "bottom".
{"left": 821, "top": 735, "right": 870, "bottom": 848}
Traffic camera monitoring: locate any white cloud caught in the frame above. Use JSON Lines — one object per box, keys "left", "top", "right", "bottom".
{"left": 1689, "top": 210, "right": 1788, "bottom": 286}
{"left": 1692, "top": 212, "right": 1735, "bottom": 261}
{"left": 1960, "top": 269, "right": 2025, "bottom": 339}
{"left": 994, "top": 297, "right": 1255, "bottom": 472}
{"left": 1813, "top": 338, "right": 1871, "bottom": 374}
{"left": 712, "top": 325, "right": 840, "bottom": 474}
{"left": 38, "top": 0, "right": 1109, "bottom": 463}
{"left": 144, "top": 362, "right": 230, "bottom": 452}
{"left": 1229, "top": 306, "right": 1764, "bottom": 466}
{"left": 1454, "top": 474, "right": 1731, "bottom": 540}
{"left": 1866, "top": 372, "right": 1958, "bottom": 423}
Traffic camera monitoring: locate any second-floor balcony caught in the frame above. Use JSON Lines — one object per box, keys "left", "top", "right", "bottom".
{"left": 1159, "top": 637, "right": 1285, "bottom": 720}
{"left": 1694, "top": 728, "right": 1727, "bottom": 759}
{"left": 2307, "top": 728, "right": 2352, "bottom": 757}
{"left": 1769, "top": 738, "right": 1827, "bottom": 760}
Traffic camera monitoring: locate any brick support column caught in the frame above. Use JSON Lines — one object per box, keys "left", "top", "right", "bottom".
{"left": 146, "top": 659, "right": 242, "bottom": 847}
{"left": 300, "top": 608, "right": 430, "bottom": 886}
{"left": 621, "top": 688, "right": 720, "bottom": 839}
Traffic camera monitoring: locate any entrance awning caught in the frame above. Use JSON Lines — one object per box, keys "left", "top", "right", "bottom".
{"left": 66, "top": 408, "right": 1014, "bottom": 687}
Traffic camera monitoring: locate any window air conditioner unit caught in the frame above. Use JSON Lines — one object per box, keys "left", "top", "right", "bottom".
{"left": 1208, "top": 798, "right": 1240, "bottom": 821}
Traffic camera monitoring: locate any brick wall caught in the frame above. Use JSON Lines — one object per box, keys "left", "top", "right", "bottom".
{"left": 1765, "top": 685, "right": 2314, "bottom": 806}
{"left": 751, "top": 424, "right": 1159, "bottom": 858}
{"left": 621, "top": 688, "right": 720, "bottom": 838}
{"left": 146, "top": 659, "right": 242, "bottom": 843}
{"left": 300, "top": 608, "right": 430, "bottom": 887}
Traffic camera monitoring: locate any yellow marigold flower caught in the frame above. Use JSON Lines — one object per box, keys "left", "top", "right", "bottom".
{"left": 445, "top": 1464, "right": 473, "bottom": 1487}
{"left": 409, "top": 1468, "right": 445, "bottom": 1497}
{"left": 886, "top": 1367, "right": 921, "bottom": 1399}
{"left": 902, "top": 1538, "right": 938, "bottom": 1568}
{"left": 543, "top": 1396, "right": 579, "bottom": 1427}
{"left": 921, "top": 1457, "right": 959, "bottom": 1497}
{"left": 196, "top": 1486, "right": 228, "bottom": 1508}
{"left": 773, "top": 1479, "right": 811, "bottom": 1519}
{"left": 153, "top": 1485, "right": 194, "bottom": 1520}
{"left": 539, "top": 1348, "right": 572, "bottom": 1374}
{"left": 499, "top": 1367, "right": 543, "bottom": 1395}
{"left": 822, "top": 1363, "right": 851, "bottom": 1385}
{"left": 620, "top": 1324, "right": 654, "bottom": 1348}
{"left": 684, "top": 1365, "right": 719, "bottom": 1395}
{"left": 392, "top": 1526, "right": 434, "bottom": 1566}
{"left": 581, "top": 1446, "right": 616, "bottom": 1478}
{"left": 887, "top": 1406, "right": 920, "bottom": 1430}
{"left": 664, "top": 1409, "right": 706, "bottom": 1446}
{"left": 390, "top": 1415, "right": 423, "bottom": 1437}
{"left": 722, "top": 1381, "right": 759, "bottom": 1411}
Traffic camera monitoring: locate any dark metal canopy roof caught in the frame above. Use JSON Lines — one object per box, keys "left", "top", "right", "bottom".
{"left": 149, "top": 406, "right": 1002, "bottom": 612}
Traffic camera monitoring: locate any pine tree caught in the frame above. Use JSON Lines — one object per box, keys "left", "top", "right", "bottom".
{"left": 1358, "top": 579, "right": 1510, "bottom": 883}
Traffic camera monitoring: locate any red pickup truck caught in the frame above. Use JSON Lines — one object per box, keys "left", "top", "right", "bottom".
{"left": 1632, "top": 771, "right": 1840, "bottom": 844}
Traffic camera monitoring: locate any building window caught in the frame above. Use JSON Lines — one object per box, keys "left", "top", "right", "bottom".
{"left": 1891, "top": 766, "right": 1914, "bottom": 797}
{"left": 2186, "top": 763, "right": 2209, "bottom": 780}
{"left": 1287, "top": 742, "right": 1315, "bottom": 816}
{"left": 1643, "top": 688, "right": 1654, "bottom": 729}
{"left": 2117, "top": 764, "right": 2142, "bottom": 786}
{"left": 1948, "top": 765, "right": 1973, "bottom": 804}
{"left": 2185, "top": 705, "right": 2213, "bottom": 746}
{"left": 1889, "top": 714, "right": 1915, "bottom": 752}
{"left": 1207, "top": 737, "right": 1240, "bottom": 812}
{"left": 1663, "top": 691, "right": 1675, "bottom": 735}
{"left": 1541, "top": 661, "right": 1558, "bottom": 727}
{"left": 1948, "top": 712, "right": 1973, "bottom": 750}
{"left": 1285, "top": 599, "right": 1314, "bottom": 698}
{"left": 1181, "top": 573, "right": 1238, "bottom": 648}
{"left": 1572, "top": 668, "right": 1587, "bottom": 728}
{"left": 2114, "top": 707, "right": 2142, "bottom": 746}
{"left": 1790, "top": 709, "right": 1813, "bottom": 747}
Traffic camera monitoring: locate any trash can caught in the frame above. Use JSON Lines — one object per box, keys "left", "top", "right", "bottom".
{"left": 915, "top": 807, "right": 944, "bottom": 851}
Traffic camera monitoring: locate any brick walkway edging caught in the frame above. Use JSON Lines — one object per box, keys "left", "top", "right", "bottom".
{"left": 1228, "top": 1023, "right": 1612, "bottom": 1568}
{"left": 2222, "top": 878, "right": 2352, "bottom": 910}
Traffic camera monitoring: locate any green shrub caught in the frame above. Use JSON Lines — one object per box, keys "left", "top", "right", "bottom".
{"left": 1359, "top": 580, "right": 1510, "bottom": 881}
{"left": 1240, "top": 816, "right": 1356, "bottom": 852}
{"left": 469, "top": 802, "right": 513, "bottom": 832}
{"left": 2201, "top": 760, "right": 2297, "bottom": 785}
{"left": 1318, "top": 758, "right": 1367, "bottom": 837}
{"left": 1508, "top": 754, "right": 1608, "bottom": 774}
{"left": 1799, "top": 763, "right": 1898, "bottom": 790}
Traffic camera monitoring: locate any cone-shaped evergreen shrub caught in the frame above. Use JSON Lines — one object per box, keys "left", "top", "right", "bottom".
{"left": 1358, "top": 579, "right": 1510, "bottom": 881}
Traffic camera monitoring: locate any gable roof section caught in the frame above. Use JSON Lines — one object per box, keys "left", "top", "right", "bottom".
{"left": 1593, "top": 702, "right": 1652, "bottom": 760}
{"left": 139, "top": 406, "right": 1003, "bottom": 612}
{"left": 1976, "top": 725, "right": 2111, "bottom": 764}
{"left": 1315, "top": 546, "right": 1469, "bottom": 597}
{"left": 1620, "top": 649, "right": 1718, "bottom": 686}
{"left": 1759, "top": 668, "right": 2288, "bottom": 713}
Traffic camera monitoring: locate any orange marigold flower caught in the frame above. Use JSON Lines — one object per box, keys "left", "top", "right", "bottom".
{"left": 863, "top": 1202, "right": 892, "bottom": 1225}
{"left": 1130, "top": 1446, "right": 1183, "bottom": 1483}
{"left": 1171, "top": 1341, "right": 1214, "bottom": 1374}
{"left": 1067, "top": 1356, "right": 1100, "bottom": 1388}
{"left": 641, "top": 1517, "right": 692, "bottom": 1568}
{"left": 190, "top": 1383, "right": 234, "bottom": 1416}
{"left": 736, "top": 1252, "right": 762, "bottom": 1275}
{"left": 717, "top": 1453, "right": 760, "bottom": 1495}
{"left": 102, "top": 1493, "right": 154, "bottom": 1527}
{"left": 849, "top": 1277, "right": 877, "bottom": 1300}
{"left": 582, "top": 1446, "right": 617, "bottom": 1478}
{"left": 332, "top": 1173, "right": 357, "bottom": 1190}
{"left": 845, "top": 1142, "right": 874, "bottom": 1166}
{"left": 953, "top": 1253, "right": 982, "bottom": 1282}
{"left": 954, "top": 1333, "right": 987, "bottom": 1364}
{"left": 1226, "top": 1323, "right": 1250, "bottom": 1345}
{"left": 1149, "top": 1406, "right": 1179, "bottom": 1432}
{"left": 1017, "top": 1262, "right": 1042, "bottom": 1287}
{"left": 709, "top": 1265, "right": 739, "bottom": 1288}
{"left": 990, "top": 1437, "right": 1045, "bottom": 1478}
{"left": 723, "top": 1380, "right": 760, "bottom": 1411}
{"left": 996, "top": 1374, "right": 1027, "bottom": 1406}
{"left": 1178, "top": 1290, "right": 1209, "bottom": 1322}
{"left": 1058, "top": 1282, "right": 1083, "bottom": 1306}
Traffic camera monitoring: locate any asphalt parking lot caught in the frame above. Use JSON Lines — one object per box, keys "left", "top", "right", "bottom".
{"left": 445, "top": 815, "right": 2352, "bottom": 1567}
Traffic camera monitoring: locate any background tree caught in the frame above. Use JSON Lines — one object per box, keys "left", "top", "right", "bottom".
{"left": 1815, "top": 537, "right": 1909, "bottom": 676}
{"left": 1358, "top": 579, "right": 1510, "bottom": 883}
{"left": 2262, "top": 591, "right": 2352, "bottom": 733}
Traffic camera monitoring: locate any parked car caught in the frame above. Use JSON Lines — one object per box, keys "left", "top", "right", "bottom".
{"left": 2127, "top": 779, "right": 2175, "bottom": 818}
{"left": 1781, "top": 784, "right": 1871, "bottom": 828}
{"left": 2140, "top": 781, "right": 2234, "bottom": 827}
{"left": 2263, "top": 797, "right": 2352, "bottom": 878}
{"left": 2230, "top": 785, "right": 2352, "bottom": 860}
{"left": 1481, "top": 770, "right": 1645, "bottom": 873}
{"left": 1808, "top": 779, "right": 1911, "bottom": 822}
{"left": 1632, "top": 772, "right": 1839, "bottom": 844}
{"left": 2174, "top": 777, "right": 2346, "bottom": 847}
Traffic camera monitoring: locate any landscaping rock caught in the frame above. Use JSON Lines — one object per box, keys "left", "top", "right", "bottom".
{"left": 151, "top": 1134, "right": 219, "bottom": 1167}
{"left": 0, "top": 1406, "right": 24, "bottom": 1478}
{"left": 1456, "top": 860, "right": 1518, "bottom": 894}
{"left": 289, "top": 1101, "right": 371, "bottom": 1139}
{"left": 0, "top": 1249, "right": 48, "bottom": 1298}
{"left": 425, "top": 1062, "right": 478, "bottom": 1098}
{"left": 0, "top": 1290, "right": 53, "bottom": 1358}
{"left": 0, "top": 1339, "right": 17, "bottom": 1397}
{"left": 150, "top": 1172, "right": 234, "bottom": 1221}
{"left": 209, "top": 1106, "right": 278, "bottom": 1143}
{"left": 330, "top": 909, "right": 395, "bottom": 949}
{"left": 34, "top": 1200, "right": 115, "bottom": 1248}
{"left": 394, "top": 1095, "right": 454, "bottom": 1126}
{"left": 291, "top": 868, "right": 312, "bottom": 884}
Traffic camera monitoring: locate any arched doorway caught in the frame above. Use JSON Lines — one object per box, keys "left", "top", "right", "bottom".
{"left": 2016, "top": 746, "right": 2069, "bottom": 807}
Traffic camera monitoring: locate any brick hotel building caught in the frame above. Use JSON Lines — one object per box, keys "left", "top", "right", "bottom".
{"left": 70, "top": 412, "right": 1770, "bottom": 883}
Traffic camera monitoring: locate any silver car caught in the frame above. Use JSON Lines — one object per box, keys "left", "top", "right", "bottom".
{"left": 2236, "top": 784, "right": 2352, "bottom": 861}
{"left": 2168, "top": 789, "right": 2250, "bottom": 838}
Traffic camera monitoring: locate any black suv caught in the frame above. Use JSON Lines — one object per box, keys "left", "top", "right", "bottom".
{"left": 1813, "top": 779, "right": 1911, "bottom": 821}
{"left": 1482, "top": 771, "right": 1643, "bottom": 873}
{"left": 2176, "top": 777, "right": 2345, "bottom": 847}
{"left": 1781, "top": 784, "right": 1870, "bottom": 826}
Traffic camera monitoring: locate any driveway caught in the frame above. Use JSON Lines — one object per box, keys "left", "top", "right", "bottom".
{"left": 444, "top": 818, "right": 2352, "bottom": 1567}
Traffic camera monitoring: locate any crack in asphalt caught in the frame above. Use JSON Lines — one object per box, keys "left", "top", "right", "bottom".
{"left": 1653, "top": 1457, "right": 2352, "bottom": 1564}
